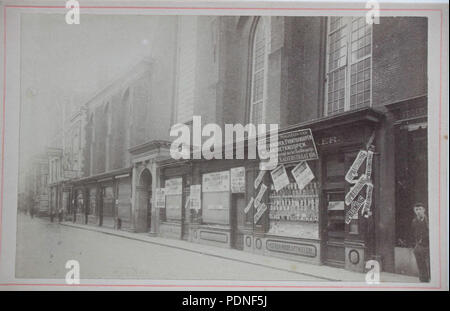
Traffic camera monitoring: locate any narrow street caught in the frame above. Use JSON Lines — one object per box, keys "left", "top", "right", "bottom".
{"left": 15, "top": 215, "right": 325, "bottom": 281}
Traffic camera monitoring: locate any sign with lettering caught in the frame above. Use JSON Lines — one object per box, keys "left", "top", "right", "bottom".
{"left": 278, "top": 129, "right": 318, "bottom": 164}
{"left": 254, "top": 202, "right": 267, "bottom": 224}
{"left": 345, "top": 135, "right": 376, "bottom": 219}
{"left": 230, "top": 167, "right": 246, "bottom": 193}
{"left": 155, "top": 188, "right": 166, "bottom": 209}
{"left": 345, "top": 150, "right": 367, "bottom": 183}
{"left": 254, "top": 170, "right": 265, "bottom": 189}
{"left": 270, "top": 165, "right": 290, "bottom": 192}
{"left": 190, "top": 185, "right": 201, "bottom": 210}
{"left": 165, "top": 178, "right": 182, "bottom": 195}
{"left": 202, "top": 171, "right": 230, "bottom": 192}
{"left": 255, "top": 184, "right": 267, "bottom": 208}
{"left": 291, "top": 161, "right": 315, "bottom": 191}
{"left": 345, "top": 195, "right": 365, "bottom": 224}
{"left": 266, "top": 240, "right": 317, "bottom": 257}
{"left": 244, "top": 197, "right": 254, "bottom": 214}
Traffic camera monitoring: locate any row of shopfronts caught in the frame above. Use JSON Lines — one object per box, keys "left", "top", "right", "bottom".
{"left": 47, "top": 98, "right": 428, "bottom": 275}
{"left": 47, "top": 105, "right": 419, "bottom": 274}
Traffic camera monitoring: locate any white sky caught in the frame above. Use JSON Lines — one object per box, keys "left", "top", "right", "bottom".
{"left": 20, "top": 13, "right": 160, "bottom": 164}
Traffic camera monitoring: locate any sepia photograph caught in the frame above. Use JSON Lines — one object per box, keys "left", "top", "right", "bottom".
{"left": 0, "top": 0, "right": 448, "bottom": 292}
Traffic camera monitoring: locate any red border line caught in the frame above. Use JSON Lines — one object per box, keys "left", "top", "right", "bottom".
{"left": 0, "top": 5, "right": 444, "bottom": 290}
{"left": 1, "top": 5, "right": 6, "bottom": 270}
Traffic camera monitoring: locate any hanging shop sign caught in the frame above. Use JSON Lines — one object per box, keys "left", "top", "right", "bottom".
{"left": 202, "top": 171, "right": 230, "bottom": 192}
{"left": 254, "top": 170, "right": 265, "bottom": 189}
{"left": 254, "top": 202, "right": 268, "bottom": 224}
{"left": 230, "top": 167, "right": 246, "bottom": 193}
{"left": 190, "top": 185, "right": 201, "bottom": 210}
{"left": 185, "top": 196, "right": 190, "bottom": 209}
{"left": 270, "top": 165, "right": 290, "bottom": 192}
{"left": 291, "top": 161, "right": 315, "bottom": 191}
{"left": 255, "top": 184, "right": 267, "bottom": 209}
{"left": 278, "top": 129, "right": 318, "bottom": 164}
{"left": 155, "top": 188, "right": 166, "bottom": 209}
{"left": 165, "top": 178, "right": 182, "bottom": 195}
{"left": 345, "top": 150, "right": 368, "bottom": 183}
{"left": 345, "top": 174, "right": 371, "bottom": 206}
{"left": 244, "top": 197, "right": 254, "bottom": 214}
{"left": 345, "top": 133, "right": 376, "bottom": 220}
{"left": 345, "top": 195, "right": 365, "bottom": 224}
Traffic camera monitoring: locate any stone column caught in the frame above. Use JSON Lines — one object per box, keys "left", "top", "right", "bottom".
{"left": 130, "top": 163, "right": 138, "bottom": 232}
{"left": 149, "top": 161, "right": 158, "bottom": 236}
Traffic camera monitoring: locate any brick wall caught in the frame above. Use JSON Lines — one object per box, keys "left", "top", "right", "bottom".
{"left": 372, "top": 17, "right": 427, "bottom": 109}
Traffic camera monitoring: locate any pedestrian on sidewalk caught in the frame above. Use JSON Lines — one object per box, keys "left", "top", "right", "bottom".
{"left": 411, "top": 202, "right": 430, "bottom": 282}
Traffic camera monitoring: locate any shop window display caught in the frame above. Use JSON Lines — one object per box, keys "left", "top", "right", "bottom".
{"left": 268, "top": 166, "right": 320, "bottom": 239}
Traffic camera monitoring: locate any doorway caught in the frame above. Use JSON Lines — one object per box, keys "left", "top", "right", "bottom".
{"left": 137, "top": 168, "right": 152, "bottom": 233}
{"left": 323, "top": 190, "right": 346, "bottom": 267}
{"left": 230, "top": 194, "right": 245, "bottom": 250}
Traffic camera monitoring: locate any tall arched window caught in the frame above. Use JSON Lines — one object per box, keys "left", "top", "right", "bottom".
{"left": 105, "top": 103, "right": 112, "bottom": 171}
{"left": 249, "top": 18, "right": 268, "bottom": 125}
{"left": 88, "top": 113, "right": 94, "bottom": 175}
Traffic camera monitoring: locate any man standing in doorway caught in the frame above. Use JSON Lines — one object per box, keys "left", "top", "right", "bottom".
{"left": 412, "top": 202, "right": 430, "bottom": 282}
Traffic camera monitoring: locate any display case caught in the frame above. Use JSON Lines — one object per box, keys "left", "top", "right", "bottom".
{"left": 268, "top": 181, "right": 320, "bottom": 239}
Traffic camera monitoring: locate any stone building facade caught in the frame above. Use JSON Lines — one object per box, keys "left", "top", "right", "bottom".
{"left": 40, "top": 16, "right": 427, "bottom": 276}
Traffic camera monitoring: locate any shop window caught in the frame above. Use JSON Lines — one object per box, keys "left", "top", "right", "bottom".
{"left": 249, "top": 17, "right": 268, "bottom": 126}
{"left": 267, "top": 165, "right": 320, "bottom": 239}
{"left": 76, "top": 190, "right": 85, "bottom": 214}
{"left": 202, "top": 171, "right": 230, "bottom": 225}
{"left": 165, "top": 177, "right": 183, "bottom": 221}
{"left": 88, "top": 188, "right": 97, "bottom": 216}
{"left": 102, "top": 186, "right": 114, "bottom": 217}
{"left": 325, "top": 17, "right": 372, "bottom": 116}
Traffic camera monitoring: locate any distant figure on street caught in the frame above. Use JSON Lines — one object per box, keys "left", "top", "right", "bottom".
{"left": 58, "top": 207, "right": 63, "bottom": 223}
{"left": 412, "top": 202, "right": 430, "bottom": 282}
{"left": 29, "top": 205, "right": 35, "bottom": 219}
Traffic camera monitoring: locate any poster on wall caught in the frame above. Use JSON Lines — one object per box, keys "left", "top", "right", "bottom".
{"left": 254, "top": 202, "right": 267, "bottom": 224}
{"left": 230, "top": 167, "right": 246, "bottom": 193}
{"left": 270, "top": 165, "right": 290, "bottom": 192}
{"left": 165, "top": 178, "right": 182, "bottom": 195}
{"left": 254, "top": 184, "right": 267, "bottom": 208}
{"left": 291, "top": 161, "right": 315, "bottom": 191}
{"left": 244, "top": 197, "right": 254, "bottom": 214}
{"left": 254, "top": 170, "right": 265, "bottom": 189}
{"left": 190, "top": 185, "right": 201, "bottom": 210}
{"left": 155, "top": 188, "right": 166, "bottom": 209}
{"left": 202, "top": 171, "right": 230, "bottom": 192}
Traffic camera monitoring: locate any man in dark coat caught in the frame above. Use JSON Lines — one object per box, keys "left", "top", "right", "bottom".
{"left": 411, "top": 202, "right": 430, "bottom": 282}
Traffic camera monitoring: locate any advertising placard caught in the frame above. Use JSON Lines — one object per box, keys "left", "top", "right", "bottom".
{"left": 291, "top": 161, "right": 315, "bottom": 191}
{"left": 255, "top": 184, "right": 267, "bottom": 208}
{"left": 202, "top": 171, "right": 230, "bottom": 192}
{"left": 230, "top": 167, "right": 246, "bottom": 193}
{"left": 254, "top": 170, "right": 265, "bottom": 189}
{"left": 190, "top": 185, "right": 201, "bottom": 210}
{"left": 278, "top": 129, "right": 318, "bottom": 164}
{"left": 165, "top": 178, "right": 182, "bottom": 195}
{"left": 244, "top": 197, "right": 254, "bottom": 214}
{"left": 270, "top": 165, "right": 290, "bottom": 192}
{"left": 254, "top": 203, "right": 267, "bottom": 224}
{"left": 155, "top": 188, "right": 166, "bottom": 209}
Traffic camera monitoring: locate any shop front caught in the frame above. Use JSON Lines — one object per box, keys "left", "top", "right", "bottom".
{"left": 386, "top": 95, "right": 428, "bottom": 276}
{"left": 153, "top": 108, "right": 384, "bottom": 273}
{"left": 240, "top": 108, "right": 383, "bottom": 272}
{"left": 68, "top": 167, "right": 132, "bottom": 230}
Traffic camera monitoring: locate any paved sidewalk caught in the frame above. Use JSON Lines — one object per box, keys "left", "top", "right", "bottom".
{"left": 60, "top": 221, "right": 419, "bottom": 283}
